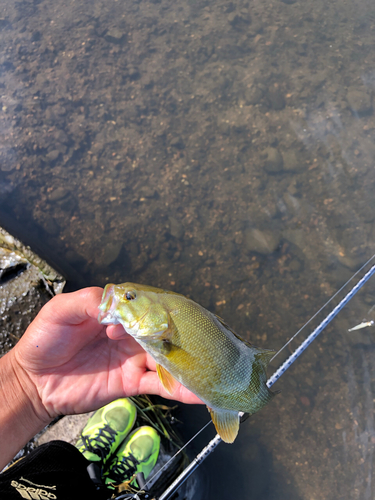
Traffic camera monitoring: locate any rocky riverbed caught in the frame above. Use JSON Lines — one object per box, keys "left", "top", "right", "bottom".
{"left": 1, "top": 0, "right": 375, "bottom": 497}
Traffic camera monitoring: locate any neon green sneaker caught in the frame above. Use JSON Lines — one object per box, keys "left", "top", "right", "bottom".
{"left": 103, "top": 426, "right": 160, "bottom": 488}
{"left": 76, "top": 398, "right": 137, "bottom": 465}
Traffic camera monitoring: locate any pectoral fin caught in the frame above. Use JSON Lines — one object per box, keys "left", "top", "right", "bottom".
{"left": 208, "top": 408, "right": 240, "bottom": 443}
{"left": 156, "top": 363, "right": 179, "bottom": 394}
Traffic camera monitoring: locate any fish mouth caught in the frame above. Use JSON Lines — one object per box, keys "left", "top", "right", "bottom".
{"left": 98, "top": 285, "right": 149, "bottom": 332}
{"left": 98, "top": 310, "right": 120, "bottom": 325}
{"left": 98, "top": 284, "right": 120, "bottom": 325}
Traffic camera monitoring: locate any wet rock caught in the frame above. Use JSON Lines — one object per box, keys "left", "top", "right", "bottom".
{"left": 283, "top": 193, "right": 301, "bottom": 215}
{"left": 267, "top": 85, "right": 285, "bottom": 110}
{"left": 244, "top": 86, "right": 263, "bottom": 105}
{"left": 43, "top": 218, "right": 60, "bottom": 236}
{"left": 54, "top": 129, "right": 69, "bottom": 144}
{"left": 0, "top": 226, "right": 65, "bottom": 356}
{"left": 31, "top": 31, "right": 42, "bottom": 42}
{"left": 140, "top": 74, "right": 154, "bottom": 89}
{"left": 263, "top": 147, "right": 283, "bottom": 173}
{"left": 48, "top": 187, "right": 70, "bottom": 202}
{"left": 57, "top": 194, "right": 77, "bottom": 213}
{"left": 282, "top": 150, "right": 302, "bottom": 171}
{"left": 336, "top": 253, "right": 367, "bottom": 271}
{"left": 102, "top": 242, "right": 123, "bottom": 266}
{"left": 170, "top": 137, "right": 185, "bottom": 150}
{"left": 46, "top": 150, "right": 60, "bottom": 162}
{"left": 168, "top": 217, "right": 184, "bottom": 239}
{"left": 52, "top": 105, "right": 67, "bottom": 117}
{"left": 218, "top": 121, "right": 231, "bottom": 135}
{"left": 288, "top": 258, "right": 302, "bottom": 273}
{"left": 227, "top": 10, "right": 251, "bottom": 26}
{"left": 282, "top": 229, "right": 305, "bottom": 251}
{"left": 347, "top": 89, "right": 372, "bottom": 115}
{"left": 128, "top": 67, "right": 140, "bottom": 80}
{"left": 139, "top": 186, "right": 158, "bottom": 199}
{"left": 287, "top": 179, "right": 298, "bottom": 195}
{"left": 105, "top": 28, "right": 126, "bottom": 44}
{"left": 244, "top": 228, "right": 281, "bottom": 255}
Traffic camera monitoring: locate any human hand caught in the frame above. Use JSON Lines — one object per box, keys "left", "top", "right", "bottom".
{"left": 10, "top": 287, "right": 202, "bottom": 423}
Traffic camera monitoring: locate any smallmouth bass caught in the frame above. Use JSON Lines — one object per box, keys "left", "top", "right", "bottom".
{"left": 98, "top": 283, "right": 277, "bottom": 443}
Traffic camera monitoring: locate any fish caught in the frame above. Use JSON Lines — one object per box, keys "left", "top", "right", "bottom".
{"left": 98, "top": 283, "right": 277, "bottom": 443}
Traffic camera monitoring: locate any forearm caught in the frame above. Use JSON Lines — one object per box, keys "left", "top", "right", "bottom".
{"left": 0, "top": 350, "right": 51, "bottom": 470}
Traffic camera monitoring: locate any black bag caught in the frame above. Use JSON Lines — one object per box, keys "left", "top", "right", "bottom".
{"left": 0, "top": 441, "right": 109, "bottom": 500}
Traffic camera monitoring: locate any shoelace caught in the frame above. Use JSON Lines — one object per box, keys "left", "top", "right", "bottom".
{"left": 108, "top": 453, "right": 140, "bottom": 482}
{"left": 81, "top": 424, "right": 119, "bottom": 461}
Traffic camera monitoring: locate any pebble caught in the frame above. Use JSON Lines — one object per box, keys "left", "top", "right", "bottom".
{"left": 336, "top": 253, "right": 367, "bottom": 271}
{"left": 43, "top": 218, "right": 60, "bottom": 236}
{"left": 282, "top": 150, "right": 301, "bottom": 171}
{"left": 288, "top": 258, "right": 302, "bottom": 272}
{"left": 168, "top": 217, "right": 184, "bottom": 239}
{"left": 46, "top": 150, "right": 60, "bottom": 162}
{"left": 347, "top": 89, "right": 372, "bottom": 115}
{"left": 244, "top": 86, "right": 264, "bottom": 105}
{"left": 300, "top": 396, "right": 310, "bottom": 407}
{"left": 227, "top": 11, "right": 251, "bottom": 26}
{"left": 170, "top": 137, "right": 185, "bottom": 150}
{"left": 105, "top": 29, "right": 126, "bottom": 44}
{"left": 244, "top": 228, "right": 281, "bottom": 255}
{"left": 102, "top": 242, "right": 123, "bottom": 266}
{"left": 263, "top": 147, "right": 283, "bottom": 173}
{"left": 283, "top": 193, "right": 300, "bottom": 215}
{"left": 267, "top": 86, "right": 285, "bottom": 110}
{"left": 139, "top": 186, "right": 158, "bottom": 198}
{"left": 48, "top": 187, "right": 70, "bottom": 201}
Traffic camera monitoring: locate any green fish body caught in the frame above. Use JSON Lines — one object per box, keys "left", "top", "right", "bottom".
{"left": 98, "top": 283, "right": 277, "bottom": 443}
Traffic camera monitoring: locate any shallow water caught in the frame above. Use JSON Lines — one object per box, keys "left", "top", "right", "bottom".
{"left": 1, "top": 0, "right": 375, "bottom": 497}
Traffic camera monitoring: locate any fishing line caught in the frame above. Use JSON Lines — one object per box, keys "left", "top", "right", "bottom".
{"left": 116, "top": 256, "right": 375, "bottom": 500}
{"left": 270, "top": 252, "right": 375, "bottom": 363}
{"left": 267, "top": 260, "right": 375, "bottom": 386}
{"left": 154, "top": 257, "right": 375, "bottom": 500}
{"left": 140, "top": 420, "right": 212, "bottom": 492}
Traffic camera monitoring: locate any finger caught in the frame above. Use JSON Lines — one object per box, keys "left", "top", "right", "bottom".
{"left": 38, "top": 287, "right": 104, "bottom": 326}
{"left": 106, "top": 324, "right": 128, "bottom": 340}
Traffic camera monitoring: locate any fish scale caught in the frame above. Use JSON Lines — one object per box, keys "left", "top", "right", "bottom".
{"left": 98, "top": 282, "right": 277, "bottom": 443}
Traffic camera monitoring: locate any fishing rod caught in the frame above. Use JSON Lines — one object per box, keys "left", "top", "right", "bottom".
{"left": 114, "top": 259, "right": 375, "bottom": 500}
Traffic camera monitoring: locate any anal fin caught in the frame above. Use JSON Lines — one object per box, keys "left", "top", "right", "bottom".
{"left": 156, "top": 363, "right": 179, "bottom": 394}
{"left": 208, "top": 408, "right": 240, "bottom": 443}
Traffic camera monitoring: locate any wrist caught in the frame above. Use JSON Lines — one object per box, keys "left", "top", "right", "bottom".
{"left": 0, "top": 350, "right": 51, "bottom": 469}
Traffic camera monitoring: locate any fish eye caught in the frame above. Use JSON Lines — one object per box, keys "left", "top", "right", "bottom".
{"left": 125, "top": 290, "right": 137, "bottom": 301}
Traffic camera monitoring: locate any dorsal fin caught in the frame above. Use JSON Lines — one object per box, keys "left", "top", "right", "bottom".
{"left": 213, "top": 314, "right": 254, "bottom": 347}
{"left": 214, "top": 314, "right": 276, "bottom": 363}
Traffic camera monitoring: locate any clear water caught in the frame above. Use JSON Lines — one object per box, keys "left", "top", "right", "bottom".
{"left": 1, "top": 0, "right": 375, "bottom": 497}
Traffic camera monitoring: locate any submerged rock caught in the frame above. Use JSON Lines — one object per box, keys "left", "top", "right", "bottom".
{"left": 264, "top": 147, "right": 284, "bottom": 173}
{"left": 244, "top": 86, "right": 264, "bottom": 105}
{"left": 267, "top": 85, "right": 285, "bottom": 110}
{"left": 105, "top": 28, "right": 126, "bottom": 44}
{"left": 168, "top": 216, "right": 184, "bottom": 239}
{"left": 102, "top": 241, "right": 123, "bottom": 266}
{"left": 48, "top": 187, "right": 70, "bottom": 202}
{"left": 347, "top": 89, "right": 372, "bottom": 115}
{"left": 282, "top": 150, "right": 302, "bottom": 172}
{"left": 244, "top": 228, "right": 281, "bottom": 255}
